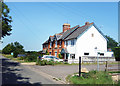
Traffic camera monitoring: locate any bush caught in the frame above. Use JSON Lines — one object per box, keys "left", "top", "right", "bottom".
{"left": 58, "top": 53, "right": 62, "bottom": 59}
{"left": 24, "top": 55, "right": 37, "bottom": 62}
{"left": 114, "top": 47, "right": 120, "bottom": 61}
{"left": 17, "top": 56, "right": 24, "bottom": 60}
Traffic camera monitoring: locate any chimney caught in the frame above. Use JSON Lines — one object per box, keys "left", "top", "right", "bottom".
{"left": 63, "top": 23, "right": 70, "bottom": 32}
{"left": 85, "top": 22, "right": 89, "bottom": 25}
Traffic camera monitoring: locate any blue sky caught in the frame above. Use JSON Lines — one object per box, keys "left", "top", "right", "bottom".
{"left": 3, "top": 2, "right": 118, "bottom": 51}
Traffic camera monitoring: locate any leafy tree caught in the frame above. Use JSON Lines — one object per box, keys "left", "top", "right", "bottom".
{"left": 2, "top": 43, "right": 12, "bottom": 54}
{"left": 0, "top": 1, "right": 12, "bottom": 39}
{"left": 2, "top": 41, "right": 25, "bottom": 57}
{"left": 105, "top": 35, "right": 118, "bottom": 51}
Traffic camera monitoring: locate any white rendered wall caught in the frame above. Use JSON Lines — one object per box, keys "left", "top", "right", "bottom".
{"left": 65, "top": 39, "right": 76, "bottom": 59}
{"left": 75, "top": 25, "right": 108, "bottom": 60}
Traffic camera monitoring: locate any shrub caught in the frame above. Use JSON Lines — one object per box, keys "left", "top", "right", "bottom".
{"left": 58, "top": 53, "right": 62, "bottom": 59}
{"left": 24, "top": 55, "right": 37, "bottom": 62}
{"left": 114, "top": 47, "right": 120, "bottom": 61}
{"left": 17, "top": 56, "right": 24, "bottom": 60}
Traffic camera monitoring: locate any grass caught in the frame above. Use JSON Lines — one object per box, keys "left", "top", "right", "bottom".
{"left": 2, "top": 54, "right": 32, "bottom": 63}
{"left": 68, "top": 71, "right": 114, "bottom": 84}
{"left": 109, "top": 71, "right": 120, "bottom": 73}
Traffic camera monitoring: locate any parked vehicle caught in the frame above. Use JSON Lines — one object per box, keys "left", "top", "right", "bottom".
{"left": 41, "top": 55, "right": 63, "bottom": 62}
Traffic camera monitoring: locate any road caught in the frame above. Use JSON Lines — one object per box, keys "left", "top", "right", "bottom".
{"left": 25, "top": 62, "right": 119, "bottom": 82}
{"left": 0, "top": 55, "right": 62, "bottom": 85}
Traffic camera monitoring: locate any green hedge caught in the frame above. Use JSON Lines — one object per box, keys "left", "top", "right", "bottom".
{"left": 114, "top": 47, "right": 120, "bottom": 61}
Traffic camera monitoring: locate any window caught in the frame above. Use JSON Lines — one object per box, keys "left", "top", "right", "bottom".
{"left": 91, "top": 33, "right": 94, "bottom": 37}
{"left": 59, "top": 41, "right": 62, "bottom": 46}
{"left": 84, "top": 53, "right": 89, "bottom": 55}
{"left": 50, "top": 42, "right": 52, "bottom": 48}
{"left": 55, "top": 41, "right": 57, "bottom": 47}
{"left": 100, "top": 53, "right": 104, "bottom": 56}
{"left": 55, "top": 52, "right": 57, "bottom": 57}
{"left": 70, "top": 54, "right": 75, "bottom": 59}
{"left": 66, "top": 41, "right": 68, "bottom": 46}
{"left": 71, "top": 40, "right": 74, "bottom": 46}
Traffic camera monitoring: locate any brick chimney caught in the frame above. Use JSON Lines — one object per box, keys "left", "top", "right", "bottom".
{"left": 63, "top": 23, "right": 70, "bottom": 32}
{"left": 85, "top": 22, "right": 89, "bottom": 25}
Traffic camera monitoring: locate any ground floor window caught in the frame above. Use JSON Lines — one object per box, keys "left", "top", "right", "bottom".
{"left": 84, "top": 53, "right": 89, "bottom": 55}
{"left": 55, "top": 52, "right": 57, "bottom": 57}
{"left": 100, "top": 53, "right": 104, "bottom": 56}
{"left": 70, "top": 54, "right": 75, "bottom": 59}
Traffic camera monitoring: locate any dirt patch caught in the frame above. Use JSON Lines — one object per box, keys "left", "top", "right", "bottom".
{"left": 21, "top": 62, "right": 36, "bottom": 65}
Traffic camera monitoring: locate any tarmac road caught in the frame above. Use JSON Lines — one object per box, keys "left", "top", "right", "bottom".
{"left": 0, "top": 55, "right": 62, "bottom": 85}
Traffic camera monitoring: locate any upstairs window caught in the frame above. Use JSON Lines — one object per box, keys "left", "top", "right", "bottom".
{"left": 59, "top": 41, "right": 62, "bottom": 46}
{"left": 50, "top": 42, "right": 52, "bottom": 48}
{"left": 55, "top": 41, "right": 57, "bottom": 47}
{"left": 66, "top": 41, "right": 68, "bottom": 46}
{"left": 91, "top": 33, "right": 94, "bottom": 37}
{"left": 71, "top": 40, "right": 75, "bottom": 46}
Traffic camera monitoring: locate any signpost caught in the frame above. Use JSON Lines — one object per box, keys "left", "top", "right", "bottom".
{"left": 97, "top": 52, "right": 100, "bottom": 71}
{"left": 79, "top": 57, "right": 81, "bottom": 77}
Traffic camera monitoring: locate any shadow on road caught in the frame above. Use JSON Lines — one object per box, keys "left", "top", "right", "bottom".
{"left": 1, "top": 58, "right": 42, "bottom": 86}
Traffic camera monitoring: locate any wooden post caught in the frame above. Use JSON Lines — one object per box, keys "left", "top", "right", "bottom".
{"left": 79, "top": 57, "right": 81, "bottom": 77}
{"left": 105, "top": 61, "right": 108, "bottom": 71}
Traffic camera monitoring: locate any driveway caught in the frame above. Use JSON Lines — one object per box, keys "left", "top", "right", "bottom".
{"left": 26, "top": 63, "right": 119, "bottom": 83}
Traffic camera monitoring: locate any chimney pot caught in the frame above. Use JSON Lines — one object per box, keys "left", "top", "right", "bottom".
{"left": 63, "top": 23, "right": 70, "bottom": 32}
{"left": 85, "top": 22, "right": 89, "bottom": 25}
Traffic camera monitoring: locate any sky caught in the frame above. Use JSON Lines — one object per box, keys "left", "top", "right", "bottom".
{"left": 2, "top": 2, "right": 118, "bottom": 51}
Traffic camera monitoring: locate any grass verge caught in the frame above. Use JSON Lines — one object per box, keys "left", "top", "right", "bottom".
{"left": 67, "top": 71, "right": 115, "bottom": 84}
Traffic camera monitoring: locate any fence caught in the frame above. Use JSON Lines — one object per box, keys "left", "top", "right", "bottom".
{"left": 82, "top": 56, "right": 115, "bottom": 63}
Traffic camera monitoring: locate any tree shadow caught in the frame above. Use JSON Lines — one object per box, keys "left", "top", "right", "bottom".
{"left": 1, "top": 58, "right": 42, "bottom": 86}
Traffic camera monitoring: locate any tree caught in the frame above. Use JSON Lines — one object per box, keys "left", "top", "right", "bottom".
{"left": 0, "top": 1, "right": 12, "bottom": 39}
{"left": 114, "top": 47, "right": 120, "bottom": 61}
{"left": 2, "top": 41, "right": 25, "bottom": 57}
{"left": 105, "top": 35, "right": 118, "bottom": 51}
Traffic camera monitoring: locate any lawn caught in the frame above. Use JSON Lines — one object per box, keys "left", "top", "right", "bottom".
{"left": 67, "top": 71, "right": 115, "bottom": 84}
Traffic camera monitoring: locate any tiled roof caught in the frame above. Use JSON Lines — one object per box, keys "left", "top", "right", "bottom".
{"left": 60, "top": 25, "right": 80, "bottom": 40}
{"left": 42, "top": 22, "right": 101, "bottom": 44}
{"left": 64, "top": 23, "right": 93, "bottom": 40}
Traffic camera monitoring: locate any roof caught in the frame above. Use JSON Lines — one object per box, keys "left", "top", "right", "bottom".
{"left": 60, "top": 25, "right": 80, "bottom": 40}
{"left": 64, "top": 23, "right": 93, "bottom": 40}
{"left": 42, "top": 22, "right": 107, "bottom": 44}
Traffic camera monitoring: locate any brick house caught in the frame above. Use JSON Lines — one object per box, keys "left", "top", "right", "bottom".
{"left": 42, "top": 22, "right": 114, "bottom": 63}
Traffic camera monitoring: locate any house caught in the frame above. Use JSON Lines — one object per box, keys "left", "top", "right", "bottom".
{"left": 42, "top": 22, "right": 115, "bottom": 63}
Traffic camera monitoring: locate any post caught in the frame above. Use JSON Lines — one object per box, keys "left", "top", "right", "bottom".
{"left": 79, "top": 57, "right": 81, "bottom": 77}
{"left": 97, "top": 52, "right": 99, "bottom": 71}
{"left": 105, "top": 61, "right": 108, "bottom": 71}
